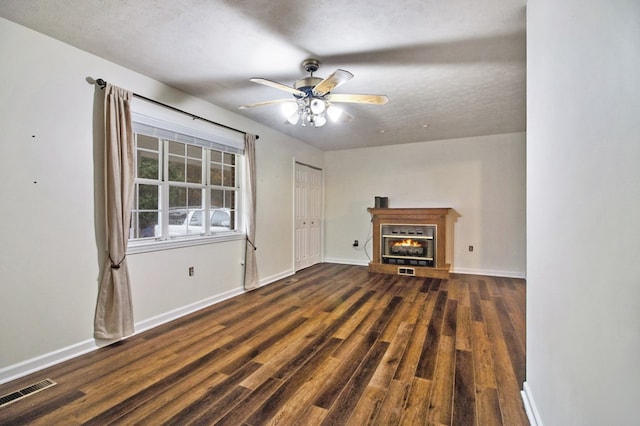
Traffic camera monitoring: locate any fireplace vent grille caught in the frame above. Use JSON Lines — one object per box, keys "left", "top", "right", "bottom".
{"left": 398, "top": 267, "right": 415, "bottom": 276}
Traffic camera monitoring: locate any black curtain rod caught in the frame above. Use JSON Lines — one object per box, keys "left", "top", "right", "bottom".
{"left": 95, "top": 78, "right": 258, "bottom": 139}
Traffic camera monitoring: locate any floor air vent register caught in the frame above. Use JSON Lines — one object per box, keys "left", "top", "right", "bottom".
{"left": 0, "top": 378, "right": 57, "bottom": 408}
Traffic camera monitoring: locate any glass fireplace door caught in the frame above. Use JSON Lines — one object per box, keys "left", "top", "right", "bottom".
{"left": 381, "top": 224, "right": 435, "bottom": 266}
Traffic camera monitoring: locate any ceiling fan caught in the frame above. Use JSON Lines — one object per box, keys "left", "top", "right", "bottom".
{"left": 239, "top": 58, "right": 389, "bottom": 127}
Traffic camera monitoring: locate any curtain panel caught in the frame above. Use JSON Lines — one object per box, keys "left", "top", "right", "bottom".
{"left": 94, "top": 83, "right": 135, "bottom": 340}
{"left": 243, "top": 133, "right": 259, "bottom": 290}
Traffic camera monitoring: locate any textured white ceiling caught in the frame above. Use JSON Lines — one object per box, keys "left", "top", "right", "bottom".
{"left": 0, "top": 0, "right": 526, "bottom": 150}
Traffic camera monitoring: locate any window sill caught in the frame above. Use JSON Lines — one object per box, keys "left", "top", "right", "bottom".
{"left": 127, "top": 232, "right": 245, "bottom": 254}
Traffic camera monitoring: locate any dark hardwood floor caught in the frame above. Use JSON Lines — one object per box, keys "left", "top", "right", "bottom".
{"left": 0, "top": 263, "right": 528, "bottom": 425}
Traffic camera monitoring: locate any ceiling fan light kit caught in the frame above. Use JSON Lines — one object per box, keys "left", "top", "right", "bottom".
{"left": 240, "top": 58, "right": 388, "bottom": 128}
{"left": 285, "top": 96, "right": 332, "bottom": 127}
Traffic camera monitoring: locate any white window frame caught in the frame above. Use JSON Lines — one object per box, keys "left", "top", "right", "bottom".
{"left": 127, "top": 98, "right": 245, "bottom": 254}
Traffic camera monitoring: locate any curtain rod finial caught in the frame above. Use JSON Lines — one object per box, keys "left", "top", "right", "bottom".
{"left": 96, "top": 78, "right": 107, "bottom": 89}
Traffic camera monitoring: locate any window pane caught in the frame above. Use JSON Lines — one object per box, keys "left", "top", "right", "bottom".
{"left": 167, "top": 209, "right": 187, "bottom": 237}
{"left": 136, "top": 134, "right": 159, "bottom": 152}
{"left": 137, "top": 212, "right": 158, "bottom": 238}
{"left": 137, "top": 134, "right": 158, "bottom": 150}
{"left": 169, "top": 186, "right": 187, "bottom": 209}
{"left": 211, "top": 189, "right": 237, "bottom": 209}
{"left": 210, "top": 150, "right": 222, "bottom": 163}
{"left": 211, "top": 209, "right": 231, "bottom": 232}
{"left": 138, "top": 184, "right": 158, "bottom": 210}
{"left": 211, "top": 210, "right": 229, "bottom": 227}
{"left": 210, "top": 163, "right": 223, "bottom": 186}
{"left": 138, "top": 150, "right": 159, "bottom": 179}
{"left": 190, "top": 211, "right": 204, "bottom": 226}
{"left": 168, "top": 141, "right": 184, "bottom": 155}
{"left": 168, "top": 155, "right": 185, "bottom": 182}
{"left": 187, "top": 145, "right": 201, "bottom": 158}
{"left": 211, "top": 189, "right": 224, "bottom": 208}
{"left": 187, "top": 188, "right": 202, "bottom": 208}
{"left": 166, "top": 208, "right": 205, "bottom": 236}
{"left": 168, "top": 210, "right": 187, "bottom": 225}
{"left": 187, "top": 158, "right": 202, "bottom": 184}
{"left": 223, "top": 165, "right": 235, "bottom": 187}
{"left": 131, "top": 183, "right": 160, "bottom": 239}
{"left": 225, "top": 190, "right": 235, "bottom": 209}
{"left": 167, "top": 186, "right": 204, "bottom": 237}
{"left": 184, "top": 209, "right": 204, "bottom": 235}
{"left": 223, "top": 153, "right": 235, "bottom": 166}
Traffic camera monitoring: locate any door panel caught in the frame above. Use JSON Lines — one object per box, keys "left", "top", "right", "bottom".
{"left": 294, "top": 163, "right": 322, "bottom": 271}
{"left": 307, "top": 167, "right": 322, "bottom": 266}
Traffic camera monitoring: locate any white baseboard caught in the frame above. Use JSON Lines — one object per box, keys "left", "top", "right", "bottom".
{"left": 259, "top": 268, "right": 295, "bottom": 287}
{"left": 134, "top": 287, "right": 245, "bottom": 335}
{"left": 451, "top": 266, "right": 526, "bottom": 279}
{"left": 0, "top": 338, "right": 98, "bottom": 385}
{"left": 323, "top": 257, "right": 369, "bottom": 267}
{"left": 0, "top": 287, "right": 245, "bottom": 385}
{"left": 521, "top": 381, "right": 543, "bottom": 426}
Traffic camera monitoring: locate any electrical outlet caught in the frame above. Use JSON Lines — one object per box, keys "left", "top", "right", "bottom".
{"left": 353, "top": 240, "right": 359, "bottom": 247}
{"left": 188, "top": 266, "right": 195, "bottom": 276}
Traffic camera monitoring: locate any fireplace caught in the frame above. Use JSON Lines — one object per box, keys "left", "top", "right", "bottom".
{"left": 382, "top": 224, "right": 435, "bottom": 266}
{"left": 368, "top": 208, "right": 451, "bottom": 278}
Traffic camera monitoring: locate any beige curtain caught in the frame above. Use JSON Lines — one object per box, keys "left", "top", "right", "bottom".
{"left": 94, "top": 83, "right": 135, "bottom": 340}
{"left": 243, "top": 133, "right": 259, "bottom": 290}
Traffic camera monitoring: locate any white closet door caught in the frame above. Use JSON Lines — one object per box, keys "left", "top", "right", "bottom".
{"left": 294, "top": 164, "right": 309, "bottom": 271}
{"left": 307, "top": 167, "right": 322, "bottom": 266}
{"left": 294, "top": 163, "right": 322, "bottom": 271}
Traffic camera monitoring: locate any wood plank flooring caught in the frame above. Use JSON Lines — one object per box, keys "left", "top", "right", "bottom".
{"left": 0, "top": 264, "right": 528, "bottom": 425}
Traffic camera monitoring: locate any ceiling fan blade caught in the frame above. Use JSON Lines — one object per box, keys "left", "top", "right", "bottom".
{"left": 313, "top": 69, "right": 354, "bottom": 96}
{"left": 239, "top": 99, "right": 296, "bottom": 109}
{"left": 326, "top": 93, "right": 389, "bottom": 105}
{"left": 249, "top": 78, "right": 305, "bottom": 96}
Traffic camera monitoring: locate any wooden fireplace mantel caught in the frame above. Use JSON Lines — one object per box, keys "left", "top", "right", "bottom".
{"left": 367, "top": 207, "right": 452, "bottom": 278}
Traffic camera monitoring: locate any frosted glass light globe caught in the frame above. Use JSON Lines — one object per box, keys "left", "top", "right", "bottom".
{"left": 310, "top": 98, "right": 326, "bottom": 114}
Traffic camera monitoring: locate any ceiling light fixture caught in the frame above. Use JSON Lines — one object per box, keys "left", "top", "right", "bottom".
{"left": 283, "top": 96, "right": 342, "bottom": 127}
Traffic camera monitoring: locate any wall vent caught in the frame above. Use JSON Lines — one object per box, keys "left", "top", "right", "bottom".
{"left": 0, "top": 378, "right": 57, "bottom": 408}
{"left": 398, "top": 267, "right": 416, "bottom": 276}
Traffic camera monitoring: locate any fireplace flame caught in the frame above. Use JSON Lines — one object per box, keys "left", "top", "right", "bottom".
{"left": 393, "top": 239, "right": 421, "bottom": 247}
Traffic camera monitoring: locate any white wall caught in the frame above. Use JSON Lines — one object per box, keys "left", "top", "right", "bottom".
{"left": 0, "top": 17, "right": 323, "bottom": 381}
{"left": 254, "top": 132, "right": 324, "bottom": 282}
{"left": 526, "top": 0, "right": 640, "bottom": 424}
{"left": 324, "top": 133, "right": 526, "bottom": 278}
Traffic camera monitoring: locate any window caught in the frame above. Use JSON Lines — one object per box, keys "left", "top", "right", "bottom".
{"left": 128, "top": 98, "right": 244, "bottom": 250}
